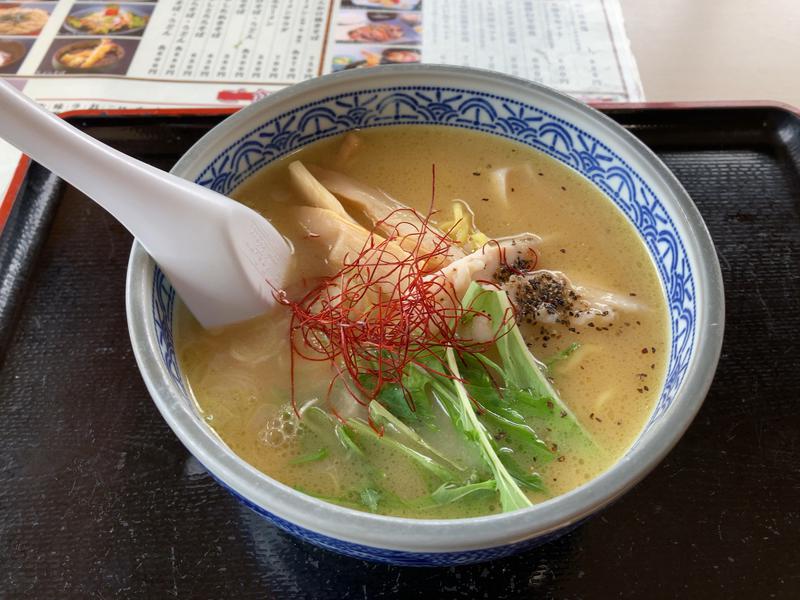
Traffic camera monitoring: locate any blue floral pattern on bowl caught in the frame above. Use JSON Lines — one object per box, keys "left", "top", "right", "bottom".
{"left": 150, "top": 84, "right": 696, "bottom": 564}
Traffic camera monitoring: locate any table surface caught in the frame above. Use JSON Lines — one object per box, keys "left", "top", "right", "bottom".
{"left": 622, "top": 0, "right": 800, "bottom": 108}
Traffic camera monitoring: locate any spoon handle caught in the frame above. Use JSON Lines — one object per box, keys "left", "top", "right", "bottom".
{"left": 0, "top": 79, "right": 228, "bottom": 253}
{"left": 0, "top": 79, "right": 290, "bottom": 327}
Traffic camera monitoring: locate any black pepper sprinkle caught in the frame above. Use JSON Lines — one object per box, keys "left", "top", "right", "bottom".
{"left": 629, "top": 292, "right": 637, "bottom": 297}
{"left": 472, "top": 171, "right": 481, "bottom": 176}
{"left": 560, "top": 248, "right": 566, "bottom": 254}
{"left": 642, "top": 348, "right": 649, "bottom": 354}
{"left": 560, "top": 186, "right": 566, "bottom": 191}
{"left": 481, "top": 197, "right": 489, "bottom": 202}
{"left": 650, "top": 363, "right": 655, "bottom": 369}
{"left": 538, "top": 172, "right": 544, "bottom": 176}
{"left": 502, "top": 271, "right": 585, "bottom": 326}
{"left": 651, "top": 347, "right": 656, "bottom": 353}
{"left": 511, "top": 187, "right": 515, "bottom": 192}
{"left": 644, "top": 385, "right": 649, "bottom": 391}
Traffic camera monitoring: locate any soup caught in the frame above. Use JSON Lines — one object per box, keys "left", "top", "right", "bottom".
{"left": 177, "top": 126, "right": 668, "bottom": 518}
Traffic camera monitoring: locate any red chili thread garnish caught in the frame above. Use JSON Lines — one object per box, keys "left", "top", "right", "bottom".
{"left": 278, "top": 165, "right": 519, "bottom": 424}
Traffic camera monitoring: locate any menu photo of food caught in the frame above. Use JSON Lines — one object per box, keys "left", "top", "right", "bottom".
{"left": 331, "top": 44, "right": 420, "bottom": 71}
{"left": 0, "top": 2, "right": 54, "bottom": 36}
{"left": 60, "top": 3, "right": 154, "bottom": 36}
{"left": 335, "top": 9, "right": 421, "bottom": 45}
{"left": 341, "top": 0, "right": 421, "bottom": 10}
{"left": 0, "top": 36, "right": 34, "bottom": 74}
{"left": 37, "top": 36, "right": 140, "bottom": 76}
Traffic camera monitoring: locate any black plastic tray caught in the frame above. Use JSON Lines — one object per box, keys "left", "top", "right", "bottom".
{"left": 1, "top": 107, "right": 799, "bottom": 598}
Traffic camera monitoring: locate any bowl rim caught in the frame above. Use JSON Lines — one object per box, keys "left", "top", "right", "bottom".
{"left": 126, "top": 64, "right": 725, "bottom": 552}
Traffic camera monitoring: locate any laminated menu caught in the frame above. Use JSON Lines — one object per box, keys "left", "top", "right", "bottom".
{"left": 0, "top": 0, "right": 643, "bottom": 214}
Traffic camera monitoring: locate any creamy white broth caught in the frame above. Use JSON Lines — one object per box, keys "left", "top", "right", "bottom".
{"left": 176, "top": 126, "right": 669, "bottom": 517}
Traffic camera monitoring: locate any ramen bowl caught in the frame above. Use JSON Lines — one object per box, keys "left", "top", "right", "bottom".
{"left": 0, "top": 40, "right": 28, "bottom": 72}
{"left": 126, "top": 65, "right": 724, "bottom": 566}
{"left": 52, "top": 39, "right": 124, "bottom": 74}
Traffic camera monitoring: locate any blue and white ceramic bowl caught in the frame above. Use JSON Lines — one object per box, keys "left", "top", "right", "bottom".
{"left": 126, "top": 65, "right": 724, "bottom": 566}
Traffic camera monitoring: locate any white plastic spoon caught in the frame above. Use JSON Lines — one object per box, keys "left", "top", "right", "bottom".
{"left": 0, "top": 79, "right": 290, "bottom": 329}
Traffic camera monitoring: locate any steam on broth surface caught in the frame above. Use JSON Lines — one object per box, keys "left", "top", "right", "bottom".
{"left": 177, "top": 126, "right": 669, "bottom": 518}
